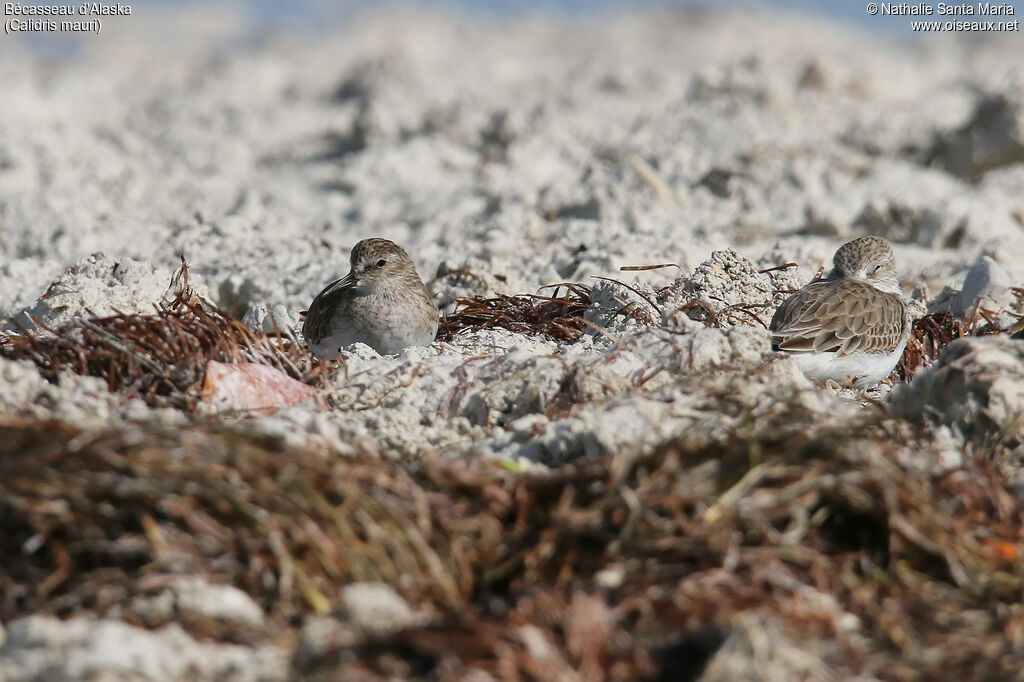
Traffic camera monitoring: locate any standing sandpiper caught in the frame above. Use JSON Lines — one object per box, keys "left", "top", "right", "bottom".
{"left": 302, "top": 238, "right": 439, "bottom": 358}
{"left": 769, "top": 236, "right": 912, "bottom": 388}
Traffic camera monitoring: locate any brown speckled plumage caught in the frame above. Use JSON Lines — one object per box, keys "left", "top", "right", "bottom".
{"left": 770, "top": 278, "right": 908, "bottom": 356}
{"left": 769, "top": 237, "right": 912, "bottom": 387}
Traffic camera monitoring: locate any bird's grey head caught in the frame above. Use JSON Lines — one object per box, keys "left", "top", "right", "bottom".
{"left": 829, "top": 236, "right": 900, "bottom": 294}
{"left": 348, "top": 238, "right": 421, "bottom": 288}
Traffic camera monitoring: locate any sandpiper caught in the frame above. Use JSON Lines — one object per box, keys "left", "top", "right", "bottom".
{"left": 769, "top": 236, "right": 912, "bottom": 388}
{"left": 302, "top": 238, "right": 438, "bottom": 358}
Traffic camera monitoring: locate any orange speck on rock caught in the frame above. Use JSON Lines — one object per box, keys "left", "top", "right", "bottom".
{"left": 201, "top": 360, "right": 316, "bottom": 413}
{"left": 980, "top": 539, "right": 1018, "bottom": 562}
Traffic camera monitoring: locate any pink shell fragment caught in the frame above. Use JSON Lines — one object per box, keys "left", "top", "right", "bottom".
{"left": 201, "top": 360, "right": 315, "bottom": 412}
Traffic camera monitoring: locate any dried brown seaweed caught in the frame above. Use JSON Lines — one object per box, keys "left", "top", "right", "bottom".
{"left": 1, "top": 406, "right": 1022, "bottom": 681}
{"left": 1011, "top": 287, "right": 1024, "bottom": 338}
{"left": 893, "top": 311, "right": 997, "bottom": 383}
{"left": 0, "top": 263, "right": 326, "bottom": 410}
{"left": 438, "top": 284, "right": 592, "bottom": 342}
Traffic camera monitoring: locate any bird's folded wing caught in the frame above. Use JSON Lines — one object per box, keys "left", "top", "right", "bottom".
{"left": 301, "top": 273, "right": 357, "bottom": 343}
{"left": 769, "top": 279, "right": 906, "bottom": 356}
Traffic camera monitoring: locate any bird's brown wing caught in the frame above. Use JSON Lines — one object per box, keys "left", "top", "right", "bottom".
{"left": 769, "top": 279, "right": 907, "bottom": 356}
{"left": 301, "top": 273, "right": 356, "bottom": 344}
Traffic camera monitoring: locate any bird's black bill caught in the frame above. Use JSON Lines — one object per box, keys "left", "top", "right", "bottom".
{"left": 315, "top": 272, "right": 357, "bottom": 299}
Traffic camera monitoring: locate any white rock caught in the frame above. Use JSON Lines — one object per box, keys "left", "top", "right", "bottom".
{"left": 294, "top": 616, "right": 362, "bottom": 664}
{"left": 517, "top": 624, "right": 557, "bottom": 659}
{"left": 170, "top": 577, "right": 266, "bottom": 628}
{"left": 242, "top": 302, "right": 298, "bottom": 335}
{"left": 950, "top": 255, "right": 1012, "bottom": 316}
{"left": 337, "top": 583, "right": 418, "bottom": 636}
{"left": 584, "top": 279, "right": 660, "bottom": 334}
{"left": 0, "top": 357, "right": 172, "bottom": 429}
{"left": 4, "top": 253, "right": 173, "bottom": 333}
{"left": 0, "top": 616, "right": 285, "bottom": 682}
{"left": 662, "top": 250, "right": 781, "bottom": 331}
{"left": 890, "top": 336, "right": 1024, "bottom": 446}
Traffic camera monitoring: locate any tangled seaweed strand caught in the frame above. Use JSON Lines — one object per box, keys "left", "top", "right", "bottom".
{"left": 0, "top": 262, "right": 326, "bottom": 411}
{"left": 2, "top": 404, "right": 1022, "bottom": 681}
{"left": 1010, "top": 287, "right": 1024, "bottom": 338}
{"left": 438, "top": 284, "right": 592, "bottom": 342}
{"left": 893, "top": 311, "right": 998, "bottom": 383}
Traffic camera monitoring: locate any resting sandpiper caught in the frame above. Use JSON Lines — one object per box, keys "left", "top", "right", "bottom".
{"left": 769, "top": 236, "right": 912, "bottom": 388}
{"left": 302, "top": 238, "right": 438, "bottom": 358}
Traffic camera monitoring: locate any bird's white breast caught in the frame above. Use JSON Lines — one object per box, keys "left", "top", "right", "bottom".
{"left": 794, "top": 341, "right": 908, "bottom": 389}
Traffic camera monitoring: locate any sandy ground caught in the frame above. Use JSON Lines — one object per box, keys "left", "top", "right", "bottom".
{"left": 2, "top": 6, "right": 1022, "bottom": 442}
{"left": 1, "top": 5, "right": 1024, "bottom": 680}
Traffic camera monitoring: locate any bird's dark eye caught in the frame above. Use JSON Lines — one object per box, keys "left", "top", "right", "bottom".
{"left": 376, "top": 259, "right": 386, "bottom": 268}
{"left": 873, "top": 264, "right": 882, "bottom": 272}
